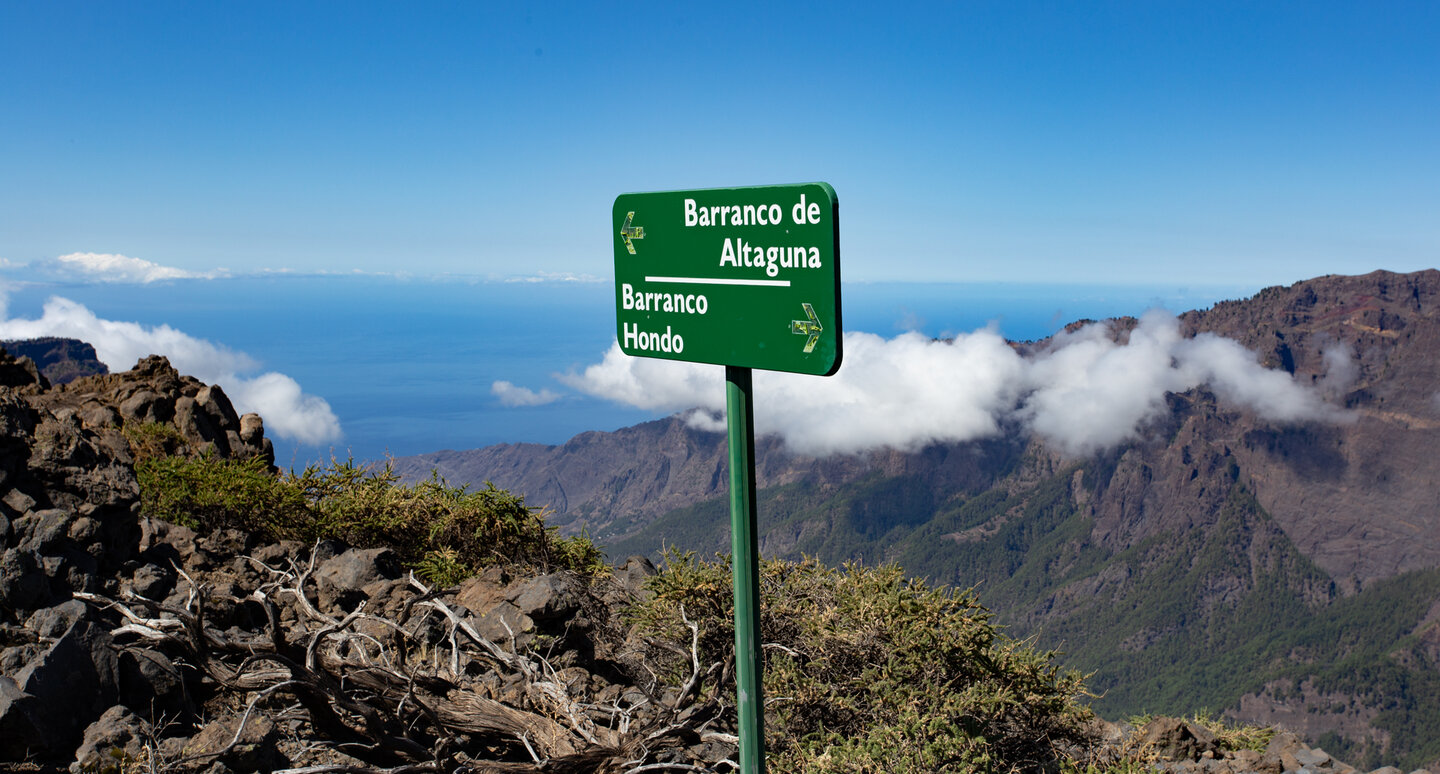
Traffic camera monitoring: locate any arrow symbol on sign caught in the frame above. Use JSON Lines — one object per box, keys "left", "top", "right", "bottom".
{"left": 620, "top": 211, "right": 645, "bottom": 255}
{"left": 791, "top": 303, "right": 823, "bottom": 353}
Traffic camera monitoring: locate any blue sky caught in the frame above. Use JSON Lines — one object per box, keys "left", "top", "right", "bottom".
{"left": 2, "top": 1, "right": 1436, "bottom": 286}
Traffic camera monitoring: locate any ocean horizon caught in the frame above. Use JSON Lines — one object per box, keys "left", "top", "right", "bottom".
{"left": 0, "top": 274, "right": 1259, "bottom": 467}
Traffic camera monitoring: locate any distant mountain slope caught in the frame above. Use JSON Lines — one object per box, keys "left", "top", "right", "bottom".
{"left": 394, "top": 269, "right": 1440, "bottom": 769}
{"left": 1178, "top": 270, "right": 1440, "bottom": 582}
{"left": 0, "top": 336, "right": 109, "bottom": 384}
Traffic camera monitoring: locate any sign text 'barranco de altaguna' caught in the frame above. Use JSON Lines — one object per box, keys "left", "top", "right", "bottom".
{"left": 612, "top": 182, "right": 842, "bottom": 375}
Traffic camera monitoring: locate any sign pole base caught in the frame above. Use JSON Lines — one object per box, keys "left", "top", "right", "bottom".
{"left": 726, "top": 365, "right": 766, "bottom": 773}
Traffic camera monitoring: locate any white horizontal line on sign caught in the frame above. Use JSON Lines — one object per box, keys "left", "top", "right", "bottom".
{"left": 645, "top": 276, "right": 792, "bottom": 287}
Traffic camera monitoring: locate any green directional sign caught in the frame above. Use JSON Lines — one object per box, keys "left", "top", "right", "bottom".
{"left": 613, "top": 182, "right": 842, "bottom": 376}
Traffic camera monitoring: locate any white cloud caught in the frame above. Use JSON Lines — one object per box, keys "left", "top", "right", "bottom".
{"left": 226, "top": 372, "right": 342, "bottom": 445}
{"left": 501, "top": 271, "right": 605, "bottom": 284}
{"left": 491, "top": 380, "right": 562, "bottom": 407}
{"left": 1320, "top": 342, "right": 1359, "bottom": 398}
{"left": 1021, "top": 312, "right": 1347, "bottom": 454}
{"left": 34, "top": 252, "right": 226, "bottom": 283}
{"left": 1019, "top": 312, "right": 1192, "bottom": 455}
{"left": 559, "top": 310, "right": 1351, "bottom": 457}
{"left": 1177, "top": 333, "right": 1341, "bottom": 423}
{"left": 560, "top": 329, "right": 1026, "bottom": 456}
{"left": 0, "top": 295, "right": 341, "bottom": 444}
{"left": 755, "top": 329, "right": 1025, "bottom": 456}
{"left": 558, "top": 344, "right": 725, "bottom": 412}
{"left": 684, "top": 409, "right": 727, "bottom": 433}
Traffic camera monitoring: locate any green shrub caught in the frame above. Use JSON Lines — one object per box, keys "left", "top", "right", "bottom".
{"left": 413, "top": 546, "right": 472, "bottom": 588}
{"left": 133, "top": 450, "right": 604, "bottom": 580}
{"left": 135, "top": 454, "right": 309, "bottom": 534}
{"left": 123, "top": 420, "right": 190, "bottom": 460}
{"left": 629, "top": 551, "right": 1096, "bottom": 773}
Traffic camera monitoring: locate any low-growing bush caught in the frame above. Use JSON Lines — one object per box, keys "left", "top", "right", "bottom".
{"left": 136, "top": 454, "right": 309, "bottom": 534}
{"left": 629, "top": 551, "right": 1098, "bottom": 773}
{"left": 130, "top": 425, "right": 604, "bottom": 580}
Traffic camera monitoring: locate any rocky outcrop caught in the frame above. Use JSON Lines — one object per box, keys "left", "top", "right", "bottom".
{"left": 0, "top": 350, "right": 276, "bottom": 767}
{"left": 0, "top": 351, "right": 275, "bottom": 616}
{"left": 1, "top": 511, "right": 716, "bottom": 772}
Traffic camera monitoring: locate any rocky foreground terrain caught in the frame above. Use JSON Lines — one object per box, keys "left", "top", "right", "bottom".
{"left": 0, "top": 345, "right": 1433, "bottom": 773}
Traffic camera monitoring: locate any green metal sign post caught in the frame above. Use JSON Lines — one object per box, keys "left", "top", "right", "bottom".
{"left": 725, "top": 364, "right": 764, "bottom": 773}
{"left": 613, "top": 183, "right": 842, "bottom": 772}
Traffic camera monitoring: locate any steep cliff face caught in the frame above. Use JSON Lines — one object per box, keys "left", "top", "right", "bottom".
{"left": 393, "top": 269, "right": 1440, "bottom": 768}
{"left": 1183, "top": 270, "right": 1440, "bottom": 582}
{"left": 0, "top": 337, "right": 108, "bottom": 385}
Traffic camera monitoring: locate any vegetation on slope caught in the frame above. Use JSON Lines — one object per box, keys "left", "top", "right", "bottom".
{"left": 127, "top": 421, "right": 606, "bottom": 582}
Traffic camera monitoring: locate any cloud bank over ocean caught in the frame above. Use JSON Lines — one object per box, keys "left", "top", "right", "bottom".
{"left": 31, "top": 252, "right": 230, "bottom": 284}
{"left": 0, "top": 293, "right": 342, "bottom": 445}
{"left": 548, "top": 310, "right": 1350, "bottom": 457}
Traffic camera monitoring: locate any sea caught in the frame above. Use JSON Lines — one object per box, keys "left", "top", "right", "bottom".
{"left": 0, "top": 275, "right": 1257, "bottom": 467}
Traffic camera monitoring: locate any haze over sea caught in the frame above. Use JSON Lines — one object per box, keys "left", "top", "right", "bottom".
{"left": 1, "top": 276, "right": 1254, "bottom": 466}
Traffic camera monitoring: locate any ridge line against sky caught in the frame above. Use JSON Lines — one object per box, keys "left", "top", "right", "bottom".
{"left": 2, "top": 2, "right": 1437, "bottom": 287}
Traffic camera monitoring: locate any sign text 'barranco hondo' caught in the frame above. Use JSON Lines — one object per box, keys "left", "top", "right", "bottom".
{"left": 612, "top": 183, "right": 842, "bottom": 376}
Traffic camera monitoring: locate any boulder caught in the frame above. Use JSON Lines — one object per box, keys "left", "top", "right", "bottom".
{"left": 174, "top": 395, "right": 229, "bottom": 457}
{"left": 127, "top": 561, "right": 177, "bottom": 600}
{"left": 510, "top": 572, "right": 586, "bottom": 623}
{"left": 3, "top": 487, "right": 37, "bottom": 515}
{"left": 0, "top": 674, "right": 41, "bottom": 759}
{"left": 315, "top": 547, "right": 403, "bottom": 612}
{"left": 1139, "top": 716, "right": 1219, "bottom": 761}
{"left": 1, "top": 619, "right": 119, "bottom": 756}
{"left": 117, "top": 646, "right": 189, "bottom": 719}
{"left": 1294, "top": 747, "right": 1333, "bottom": 768}
{"left": 70, "top": 704, "right": 151, "bottom": 774}
{"left": 607, "top": 554, "right": 658, "bottom": 605}
{"left": 24, "top": 598, "right": 91, "bottom": 638}
{"left": 0, "top": 548, "right": 47, "bottom": 610}
{"left": 239, "top": 413, "right": 265, "bottom": 445}
{"left": 186, "top": 712, "right": 286, "bottom": 773}
{"left": 15, "top": 507, "right": 73, "bottom": 553}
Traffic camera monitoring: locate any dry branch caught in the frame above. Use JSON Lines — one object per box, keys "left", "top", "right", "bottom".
{"left": 77, "top": 549, "right": 733, "bottom": 773}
